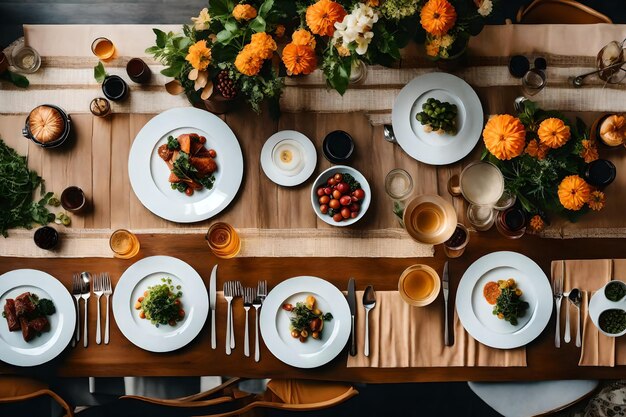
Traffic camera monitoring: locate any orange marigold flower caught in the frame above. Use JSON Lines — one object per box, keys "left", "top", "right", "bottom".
{"left": 306, "top": 0, "right": 347, "bottom": 37}
{"left": 365, "top": 0, "right": 380, "bottom": 5}
{"left": 580, "top": 139, "right": 599, "bottom": 163}
{"left": 250, "top": 32, "right": 277, "bottom": 60}
{"left": 275, "top": 24, "right": 286, "bottom": 38}
{"left": 588, "top": 190, "right": 606, "bottom": 211}
{"left": 537, "top": 144, "right": 550, "bottom": 160}
{"left": 425, "top": 38, "right": 441, "bottom": 57}
{"left": 235, "top": 48, "right": 263, "bottom": 76}
{"left": 420, "top": 0, "right": 457, "bottom": 37}
{"left": 538, "top": 118, "right": 571, "bottom": 149}
{"left": 529, "top": 215, "right": 545, "bottom": 232}
{"left": 525, "top": 139, "right": 539, "bottom": 157}
{"left": 282, "top": 43, "right": 317, "bottom": 75}
{"left": 185, "top": 40, "right": 212, "bottom": 71}
{"left": 292, "top": 29, "right": 316, "bottom": 49}
{"left": 336, "top": 44, "right": 351, "bottom": 57}
{"left": 232, "top": 4, "right": 257, "bottom": 21}
{"left": 558, "top": 175, "right": 591, "bottom": 211}
{"left": 482, "top": 114, "right": 526, "bottom": 160}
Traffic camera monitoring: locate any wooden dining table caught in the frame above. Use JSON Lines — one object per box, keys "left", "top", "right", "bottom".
{"left": 2, "top": 23, "right": 626, "bottom": 383}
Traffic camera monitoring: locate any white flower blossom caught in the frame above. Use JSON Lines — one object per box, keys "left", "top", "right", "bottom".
{"left": 333, "top": 4, "right": 379, "bottom": 56}
{"left": 477, "top": 0, "right": 493, "bottom": 17}
{"left": 191, "top": 8, "right": 212, "bottom": 31}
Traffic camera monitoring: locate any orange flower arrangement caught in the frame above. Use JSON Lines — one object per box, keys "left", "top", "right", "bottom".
{"left": 306, "top": 0, "right": 347, "bottom": 37}
{"left": 588, "top": 190, "right": 606, "bottom": 211}
{"left": 420, "top": 0, "right": 457, "bottom": 37}
{"left": 275, "top": 24, "right": 286, "bottom": 38}
{"left": 185, "top": 40, "right": 212, "bottom": 71}
{"left": 282, "top": 44, "right": 317, "bottom": 75}
{"left": 580, "top": 139, "right": 599, "bottom": 163}
{"left": 524, "top": 139, "right": 539, "bottom": 157}
{"left": 232, "top": 4, "right": 257, "bottom": 21}
{"left": 558, "top": 175, "right": 591, "bottom": 211}
{"left": 292, "top": 29, "right": 316, "bottom": 49}
{"left": 529, "top": 215, "right": 545, "bottom": 233}
{"left": 538, "top": 118, "right": 571, "bottom": 149}
{"left": 250, "top": 32, "right": 277, "bottom": 60}
{"left": 234, "top": 49, "right": 263, "bottom": 76}
{"left": 482, "top": 114, "right": 527, "bottom": 160}
{"left": 234, "top": 32, "right": 276, "bottom": 76}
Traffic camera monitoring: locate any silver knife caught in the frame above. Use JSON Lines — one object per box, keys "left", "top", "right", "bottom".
{"left": 210, "top": 264, "right": 217, "bottom": 350}
{"left": 443, "top": 261, "right": 451, "bottom": 346}
{"left": 347, "top": 278, "right": 357, "bottom": 356}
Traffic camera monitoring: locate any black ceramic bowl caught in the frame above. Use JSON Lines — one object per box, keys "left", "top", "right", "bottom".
{"left": 22, "top": 104, "right": 72, "bottom": 149}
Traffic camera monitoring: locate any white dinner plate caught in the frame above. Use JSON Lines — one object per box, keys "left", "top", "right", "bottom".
{"left": 112, "top": 256, "right": 208, "bottom": 352}
{"left": 391, "top": 72, "right": 484, "bottom": 165}
{"left": 261, "top": 130, "right": 317, "bottom": 187}
{"left": 456, "top": 251, "right": 552, "bottom": 349}
{"left": 128, "top": 107, "right": 244, "bottom": 223}
{"left": 0, "top": 269, "right": 76, "bottom": 367}
{"left": 260, "top": 276, "right": 351, "bottom": 368}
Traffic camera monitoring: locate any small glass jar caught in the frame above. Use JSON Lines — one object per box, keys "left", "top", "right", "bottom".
{"left": 443, "top": 223, "right": 470, "bottom": 258}
{"left": 11, "top": 42, "right": 41, "bottom": 74}
{"left": 385, "top": 169, "right": 414, "bottom": 227}
{"left": 90, "top": 98, "right": 111, "bottom": 117}
{"left": 495, "top": 207, "right": 526, "bottom": 239}
{"left": 349, "top": 59, "right": 367, "bottom": 85}
{"left": 467, "top": 204, "right": 495, "bottom": 231}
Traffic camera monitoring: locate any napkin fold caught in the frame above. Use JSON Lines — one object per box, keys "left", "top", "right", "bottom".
{"left": 551, "top": 259, "right": 626, "bottom": 366}
{"left": 346, "top": 291, "right": 526, "bottom": 368}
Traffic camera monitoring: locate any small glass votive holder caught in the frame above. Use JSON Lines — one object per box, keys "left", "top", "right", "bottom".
{"left": 467, "top": 204, "right": 495, "bottom": 231}
{"left": 11, "top": 43, "right": 41, "bottom": 74}
{"left": 495, "top": 207, "right": 526, "bottom": 239}
{"left": 385, "top": 168, "right": 414, "bottom": 227}
{"left": 443, "top": 223, "right": 470, "bottom": 258}
{"left": 521, "top": 68, "right": 546, "bottom": 96}
{"left": 90, "top": 97, "right": 111, "bottom": 117}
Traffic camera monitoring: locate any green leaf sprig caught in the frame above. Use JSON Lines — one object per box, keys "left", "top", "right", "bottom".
{"left": 94, "top": 61, "right": 108, "bottom": 83}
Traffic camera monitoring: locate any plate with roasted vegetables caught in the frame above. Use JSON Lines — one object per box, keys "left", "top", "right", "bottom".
{"left": 129, "top": 107, "right": 243, "bottom": 223}
{"left": 456, "top": 251, "right": 552, "bottom": 349}
{"left": 260, "top": 276, "right": 350, "bottom": 368}
{"left": 0, "top": 269, "right": 76, "bottom": 366}
{"left": 113, "top": 256, "right": 208, "bottom": 352}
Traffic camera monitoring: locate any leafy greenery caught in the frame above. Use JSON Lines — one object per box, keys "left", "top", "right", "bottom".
{"left": 34, "top": 297, "right": 56, "bottom": 316}
{"left": 140, "top": 280, "right": 184, "bottom": 327}
{"left": 0, "top": 70, "right": 29, "bottom": 88}
{"left": 342, "top": 173, "right": 361, "bottom": 192}
{"left": 171, "top": 151, "right": 215, "bottom": 192}
{"left": 492, "top": 287, "right": 529, "bottom": 326}
{"left": 166, "top": 135, "right": 180, "bottom": 150}
{"left": 289, "top": 301, "right": 333, "bottom": 332}
{"left": 93, "top": 62, "right": 107, "bottom": 83}
{"left": 0, "top": 139, "right": 54, "bottom": 237}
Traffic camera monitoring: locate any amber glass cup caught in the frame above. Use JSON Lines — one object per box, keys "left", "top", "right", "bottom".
{"left": 110, "top": 229, "right": 140, "bottom": 259}
{"left": 206, "top": 222, "right": 241, "bottom": 259}
{"left": 91, "top": 37, "right": 116, "bottom": 60}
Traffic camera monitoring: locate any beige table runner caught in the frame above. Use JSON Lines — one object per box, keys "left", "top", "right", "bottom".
{"left": 551, "top": 259, "right": 626, "bottom": 367}
{"left": 347, "top": 291, "right": 526, "bottom": 367}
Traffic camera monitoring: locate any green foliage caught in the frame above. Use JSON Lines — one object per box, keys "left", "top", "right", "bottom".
{"left": 0, "top": 139, "right": 54, "bottom": 237}
{"left": 93, "top": 61, "right": 107, "bottom": 83}
{"left": 0, "top": 70, "right": 29, "bottom": 88}
{"left": 322, "top": 52, "right": 351, "bottom": 96}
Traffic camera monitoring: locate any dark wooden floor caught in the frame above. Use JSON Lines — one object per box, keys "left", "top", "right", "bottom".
{"left": 2, "top": 0, "right": 626, "bottom": 47}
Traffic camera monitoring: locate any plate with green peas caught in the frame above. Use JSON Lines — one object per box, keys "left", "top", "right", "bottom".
{"left": 391, "top": 72, "right": 483, "bottom": 165}
{"left": 589, "top": 281, "right": 626, "bottom": 337}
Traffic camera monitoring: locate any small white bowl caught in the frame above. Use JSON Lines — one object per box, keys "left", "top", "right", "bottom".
{"left": 589, "top": 281, "right": 626, "bottom": 337}
{"left": 310, "top": 165, "right": 371, "bottom": 227}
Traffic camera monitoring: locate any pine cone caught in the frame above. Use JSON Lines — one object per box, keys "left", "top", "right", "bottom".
{"left": 215, "top": 70, "right": 237, "bottom": 100}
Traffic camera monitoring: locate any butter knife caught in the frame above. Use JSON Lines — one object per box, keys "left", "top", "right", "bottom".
{"left": 347, "top": 278, "right": 356, "bottom": 356}
{"left": 210, "top": 264, "right": 217, "bottom": 350}
{"left": 443, "top": 261, "right": 451, "bottom": 346}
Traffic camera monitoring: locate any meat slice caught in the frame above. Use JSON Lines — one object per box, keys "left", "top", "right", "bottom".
{"left": 4, "top": 299, "right": 19, "bottom": 331}
{"left": 157, "top": 143, "right": 173, "bottom": 162}
{"left": 190, "top": 156, "right": 217, "bottom": 176}
{"left": 14, "top": 292, "right": 36, "bottom": 317}
{"left": 178, "top": 134, "right": 192, "bottom": 154}
{"left": 29, "top": 316, "right": 49, "bottom": 333}
{"left": 20, "top": 317, "right": 34, "bottom": 342}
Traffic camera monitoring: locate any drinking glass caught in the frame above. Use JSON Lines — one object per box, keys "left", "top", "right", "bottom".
{"left": 459, "top": 161, "right": 503, "bottom": 230}
{"left": 495, "top": 207, "right": 526, "bottom": 239}
{"left": 91, "top": 37, "right": 116, "bottom": 60}
{"left": 90, "top": 98, "right": 111, "bottom": 117}
{"left": 10, "top": 40, "right": 41, "bottom": 74}
{"left": 61, "top": 186, "right": 87, "bottom": 213}
{"left": 206, "top": 222, "right": 241, "bottom": 259}
{"left": 102, "top": 75, "right": 129, "bottom": 101}
{"left": 521, "top": 68, "right": 546, "bottom": 96}
{"left": 385, "top": 169, "right": 414, "bottom": 227}
{"left": 596, "top": 39, "right": 626, "bottom": 84}
{"left": 467, "top": 204, "right": 495, "bottom": 231}
{"left": 110, "top": 229, "right": 140, "bottom": 259}
{"left": 443, "top": 223, "right": 470, "bottom": 258}
{"left": 126, "top": 58, "right": 151, "bottom": 84}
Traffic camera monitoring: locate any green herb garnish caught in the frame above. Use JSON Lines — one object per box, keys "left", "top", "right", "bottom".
{"left": 605, "top": 282, "right": 626, "bottom": 302}
{"left": 342, "top": 173, "right": 361, "bottom": 192}
{"left": 599, "top": 309, "right": 626, "bottom": 334}
{"left": 492, "top": 286, "right": 529, "bottom": 326}
{"left": 0, "top": 139, "right": 54, "bottom": 237}
{"left": 166, "top": 135, "right": 180, "bottom": 150}
{"left": 140, "top": 282, "right": 184, "bottom": 327}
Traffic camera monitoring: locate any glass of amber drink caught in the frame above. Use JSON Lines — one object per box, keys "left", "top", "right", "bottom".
{"left": 91, "top": 37, "right": 116, "bottom": 60}
{"left": 206, "top": 222, "right": 241, "bottom": 259}
{"left": 110, "top": 229, "right": 140, "bottom": 259}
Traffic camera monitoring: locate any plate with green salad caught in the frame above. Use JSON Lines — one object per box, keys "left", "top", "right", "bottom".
{"left": 113, "top": 256, "right": 208, "bottom": 352}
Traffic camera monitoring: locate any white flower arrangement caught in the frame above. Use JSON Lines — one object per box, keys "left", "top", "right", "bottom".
{"left": 477, "top": 0, "right": 493, "bottom": 17}
{"left": 333, "top": 4, "right": 380, "bottom": 56}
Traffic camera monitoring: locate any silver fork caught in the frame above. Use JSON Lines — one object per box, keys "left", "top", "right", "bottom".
{"left": 93, "top": 274, "right": 104, "bottom": 344}
{"left": 553, "top": 261, "right": 564, "bottom": 348}
{"left": 243, "top": 287, "right": 255, "bottom": 357}
{"left": 71, "top": 273, "right": 82, "bottom": 347}
{"left": 224, "top": 282, "right": 234, "bottom": 355}
{"left": 253, "top": 284, "right": 263, "bottom": 362}
{"left": 103, "top": 273, "right": 113, "bottom": 344}
{"left": 230, "top": 281, "right": 242, "bottom": 349}
{"left": 81, "top": 272, "right": 91, "bottom": 348}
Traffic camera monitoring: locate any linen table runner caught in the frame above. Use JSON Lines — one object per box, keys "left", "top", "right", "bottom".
{"left": 346, "top": 291, "right": 526, "bottom": 367}
{"left": 551, "top": 259, "right": 626, "bottom": 366}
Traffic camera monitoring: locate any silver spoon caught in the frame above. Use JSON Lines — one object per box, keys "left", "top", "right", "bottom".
{"left": 363, "top": 285, "right": 376, "bottom": 357}
{"left": 568, "top": 288, "right": 582, "bottom": 347}
{"left": 573, "top": 61, "right": 626, "bottom": 87}
{"left": 563, "top": 290, "right": 571, "bottom": 343}
{"left": 80, "top": 272, "right": 91, "bottom": 348}
{"left": 383, "top": 124, "right": 397, "bottom": 144}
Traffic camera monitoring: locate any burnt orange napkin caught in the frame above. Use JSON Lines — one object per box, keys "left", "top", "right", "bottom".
{"left": 346, "top": 291, "right": 526, "bottom": 368}
{"left": 551, "top": 259, "right": 626, "bottom": 366}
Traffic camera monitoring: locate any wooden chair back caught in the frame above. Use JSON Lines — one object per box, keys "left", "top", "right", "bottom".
{"left": 516, "top": 0, "right": 612, "bottom": 24}
{"left": 0, "top": 376, "right": 73, "bottom": 417}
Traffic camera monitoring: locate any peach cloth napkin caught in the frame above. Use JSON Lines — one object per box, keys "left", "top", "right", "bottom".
{"left": 551, "top": 259, "right": 626, "bottom": 366}
{"left": 346, "top": 291, "right": 526, "bottom": 368}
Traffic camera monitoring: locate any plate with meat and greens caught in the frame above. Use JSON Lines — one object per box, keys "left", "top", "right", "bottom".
{"left": 0, "top": 269, "right": 76, "bottom": 366}
{"left": 455, "top": 251, "right": 552, "bottom": 349}
{"left": 128, "top": 107, "right": 243, "bottom": 223}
